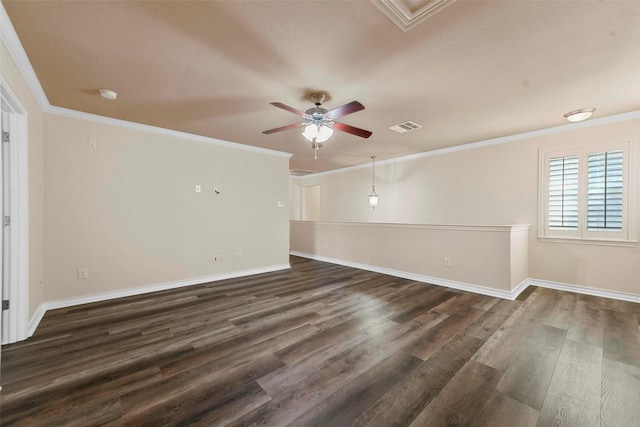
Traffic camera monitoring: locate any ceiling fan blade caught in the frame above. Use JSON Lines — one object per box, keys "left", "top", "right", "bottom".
{"left": 325, "top": 101, "right": 365, "bottom": 120}
{"left": 333, "top": 122, "right": 372, "bottom": 139}
{"left": 270, "top": 102, "right": 309, "bottom": 118}
{"left": 262, "top": 122, "right": 306, "bottom": 135}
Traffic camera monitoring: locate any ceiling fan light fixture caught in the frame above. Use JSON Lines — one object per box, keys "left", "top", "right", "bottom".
{"left": 302, "top": 124, "right": 333, "bottom": 143}
{"left": 563, "top": 108, "right": 595, "bottom": 123}
{"left": 302, "top": 124, "right": 318, "bottom": 141}
{"left": 264, "top": 94, "right": 370, "bottom": 158}
{"left": 317, "top": 125, "right": 334, "bottom": 143}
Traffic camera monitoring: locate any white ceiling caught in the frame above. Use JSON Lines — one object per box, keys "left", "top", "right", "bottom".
{"left": 3, "top": 0, "right": 640, "bottom": 172}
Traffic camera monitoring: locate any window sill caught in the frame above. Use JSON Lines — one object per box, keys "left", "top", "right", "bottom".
{"left": 538, "top": 236, "right": 638, "bottom": 247}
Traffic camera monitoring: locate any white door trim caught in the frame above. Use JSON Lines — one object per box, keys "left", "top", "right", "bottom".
{"left": 1, "top": 78, "right": 29, "bottom": 344}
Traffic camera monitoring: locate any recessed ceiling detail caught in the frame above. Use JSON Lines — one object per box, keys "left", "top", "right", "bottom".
{"left": 389, "top": 121, "right": 422, "bottom": 133}
{"left": 371, "top": 0, "right": 457, "bottom": 32}
{"left": 289, "top": 169, "right": 318, "bottom": 176}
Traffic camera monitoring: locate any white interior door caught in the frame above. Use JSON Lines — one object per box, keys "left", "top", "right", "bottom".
{"left": 0, "top": 81, "right": 29, "bottom": 345}
{"left": 1, "top": 111, "right": 10, "bottom": 343}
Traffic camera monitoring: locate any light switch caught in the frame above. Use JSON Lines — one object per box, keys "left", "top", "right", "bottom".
{"left": 195, "top": 185, "right": 201, "bottom": 193}
{"left": 87, "top": 137, "right": 97, "bottom": 149}
{"left": 277, "top": 201, "right": 285, "bottom": 208}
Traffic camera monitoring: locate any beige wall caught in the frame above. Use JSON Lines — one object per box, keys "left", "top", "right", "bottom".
{"left": 43, "top": 113, "right": 290, "bottom": 301}
{"left": 292, "top": 118, "right": 640, "bottom": 296}
{"left": 1, "top": 41, "right": 45, "bottom": 319}
{"left": 4, "top": 27, "right": 291, "bottom": 332}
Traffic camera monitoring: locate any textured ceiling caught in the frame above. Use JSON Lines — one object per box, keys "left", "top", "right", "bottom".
{"left": 3, "top": 0, "right": 640, "bottom": 172}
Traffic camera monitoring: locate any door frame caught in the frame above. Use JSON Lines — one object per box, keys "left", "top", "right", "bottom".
{"left": 1, "top": 78, "right": 29, "bottom": 344}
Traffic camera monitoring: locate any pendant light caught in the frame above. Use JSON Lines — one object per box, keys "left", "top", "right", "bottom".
{"left": 368, "top": 156, "right": 379, "bottom": 209}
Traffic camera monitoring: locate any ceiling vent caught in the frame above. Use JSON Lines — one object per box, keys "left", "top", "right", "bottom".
{"left": 389, "top": 121, "right": 423, "bottom": 133}
{"left": 289, "top": 169, "right": 318, "bottom": 176}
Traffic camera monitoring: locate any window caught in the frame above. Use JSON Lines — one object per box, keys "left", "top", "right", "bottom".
{"left": 540, "top": 140, "right": 637, "bottom": 244}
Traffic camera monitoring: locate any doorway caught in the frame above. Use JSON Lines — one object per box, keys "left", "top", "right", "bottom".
{"left": 1, "top": 80, "right": 29, "bottom": 345}
{"left": 301, "top": 185, "right": 320, "bottom": 221}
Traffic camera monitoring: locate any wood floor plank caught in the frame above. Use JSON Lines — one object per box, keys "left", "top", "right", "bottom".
{"left": 495, "top": 324, "right": 566, "bottom": 410}
{"left": 390, "top": 287, "right": 457, "bottom": 323}
{"left": 2, "top": 256, "right": 639, "bottom": 426}
{"left": 108, "top": 353, "right": 283, "bottom": 426}
{"left": 537, "top": 339, "right": 602, "bottom": 427}
{"left": 541, "top": 289, "right": 577, "bottom": 330}
{"left": 602, "top": 309, "right": 640, "bottom": 368}
{"left": 473, "top": 288, "right": 558, "bottom": 372}
{"left": 466, "top": 301, "right": 518, "bottom": 341}
{"left": 472, "top": 391, "right": 539, "bottom": 427}
{"left": 405, "top": 309, "right": 485, "bottom": 360}
{"left": 601, "top": 357, "right": 640, "bottom": 427}
{"left": 407, "top": 360, "right": 502, "bottom": 427}
{"left": 566, "top": 300, "right": 604, "bottom": 347}
{"left": 259, "top": 320, "right": 398, "bottom": 396}
{"left": 354, "top": 332, "right": 485, "bottom": 427}
{"left": 287, "top": 350, "right": 423, "bottom": 426}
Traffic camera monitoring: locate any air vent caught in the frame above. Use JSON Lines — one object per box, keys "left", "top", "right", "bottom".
{"left": 389, "top": 121, "right": 422, "bottom": 133}
{"left": 289, "top": 169, "right": 318, "bottom": 176}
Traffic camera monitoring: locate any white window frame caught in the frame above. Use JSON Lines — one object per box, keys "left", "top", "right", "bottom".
{"left": 538, "top": 138, "right": 638, "bottom": 246}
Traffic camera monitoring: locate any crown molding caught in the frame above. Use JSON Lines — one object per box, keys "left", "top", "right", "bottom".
{"left": 0, "top": 2, "right": 49, "bottom": 110}
{"left": 48, "top": 105, "right": 292, "bottom": 158}
{"left": 1, "top": 3, "right": 292, "bottom": 159}
{"left": 298, "top": 109, "right": 640, "bottom": 179}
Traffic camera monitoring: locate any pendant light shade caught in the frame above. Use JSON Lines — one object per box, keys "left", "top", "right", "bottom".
{"left": 368, "top": 156, "right": 379, "bottom": 209}
{"left": 368, "top": 186, "right": 379, "bottom": 209}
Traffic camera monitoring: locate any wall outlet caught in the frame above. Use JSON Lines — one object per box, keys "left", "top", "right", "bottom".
{"left": 78, "top": 268, "right": 89, "bottom": 279}
{"left": 444, "top": 257, "right": 452, "bottom": 267}
{"left": 277, "top": 201, "right": 285, "bottom": 208}
{"left": 213, "top": 255, "right": 223, "bottom": 263}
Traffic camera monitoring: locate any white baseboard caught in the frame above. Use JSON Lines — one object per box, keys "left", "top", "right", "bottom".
{"left": 291, "top": 251, "right": 640, "bottom": 303}
{"left": 27, "top": 303, "right": 47, "bottom": 338}
{"left": 525, "top": 278, "right": 640, "bottom": 304}
{"left": 290, "top": 251, "right": 528, "bottom": 300}
{"left": 27, "top": 264, "right": 290, "bottom": 338}
{"left": 25, "top": 257, "right": 640, "bottom": 341}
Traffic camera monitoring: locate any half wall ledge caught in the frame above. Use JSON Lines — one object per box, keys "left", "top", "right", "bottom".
{"left": 290, "top": 221, "right": 530, "bottom": 298}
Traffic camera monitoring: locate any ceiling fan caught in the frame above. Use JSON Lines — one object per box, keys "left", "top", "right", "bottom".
{"left": 263, "top": 92, "right": 372, "bottom": 159}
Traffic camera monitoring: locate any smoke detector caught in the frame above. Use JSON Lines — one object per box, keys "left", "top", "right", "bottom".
{"left": 99, "top": 89, "right": 118, "bottom": 100}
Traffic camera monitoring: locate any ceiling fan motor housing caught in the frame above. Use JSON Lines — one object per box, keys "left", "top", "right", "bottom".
{"left": 305, "top": 107, "right": 330, "bottom": 125}
{"left": 310, "top": 92, "right": 327, "bottom": 106}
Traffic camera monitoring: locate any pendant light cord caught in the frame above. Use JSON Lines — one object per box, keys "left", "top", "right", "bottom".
{"left": 371, "top": 156, "right": 376, "bottom": 186}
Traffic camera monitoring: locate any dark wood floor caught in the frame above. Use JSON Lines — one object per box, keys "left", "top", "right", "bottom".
{"left": 2, "top": 256, "right": 640, "bottom": 426}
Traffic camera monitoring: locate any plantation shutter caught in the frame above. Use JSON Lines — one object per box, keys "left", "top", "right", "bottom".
{"left": 587, "top": 150, "right": 624, "bottom": 230}
{"left": 548, "top": 156, "right": 579, "bottom": 229}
